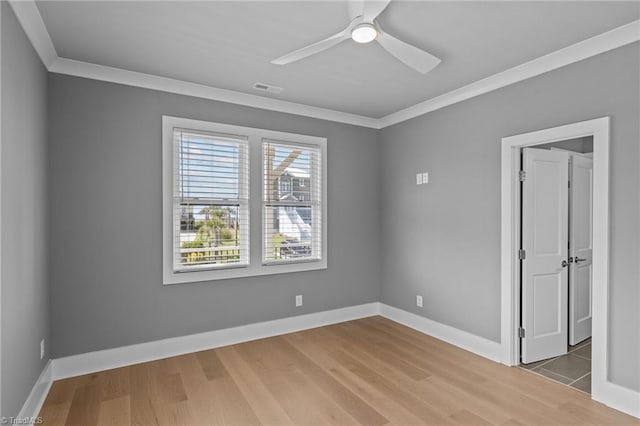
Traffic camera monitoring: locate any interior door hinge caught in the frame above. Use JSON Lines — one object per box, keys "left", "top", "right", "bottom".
{"left": 519, "top": 170, "right": 526, "bottom": 182}
{"left": 519, "top": 249, "right": 526, "bottom": 260}
{"left": 519, "top": 327, "right": 525, "bottom": 338}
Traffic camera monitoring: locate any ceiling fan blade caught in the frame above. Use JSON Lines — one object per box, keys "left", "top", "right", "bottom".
{"left": 348, "top": 1, "right": 365, "bottom": 21}
{"left": 362, "top": 0, "right": 391, "bottom": 22}
{"left": 376, "top": 29, "right": 441, "bottom": 74}
{"left": 271, "top": 29, "right": 351, "bottom": 65}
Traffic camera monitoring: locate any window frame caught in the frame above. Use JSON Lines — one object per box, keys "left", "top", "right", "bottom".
{"left": 163, "top": 116, "right": 327, "bottom": 285}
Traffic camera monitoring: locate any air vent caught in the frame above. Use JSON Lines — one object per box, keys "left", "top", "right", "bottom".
{"left": 253, "top": 82, "right": 283, "bottom": 94}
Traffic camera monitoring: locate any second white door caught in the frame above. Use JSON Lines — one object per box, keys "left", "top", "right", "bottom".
{"left": 521, "top": 148, "right": 569, "bottom": 364}
{"left": 569, "top": 154, "right": 593, "bottom": 345}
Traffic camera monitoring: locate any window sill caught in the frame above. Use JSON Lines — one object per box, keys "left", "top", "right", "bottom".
{"left": 262, "top": 258, "right": 321, "bottom": 267}
{"left": 163, "top": 258, "right": 327, "bottom": 285}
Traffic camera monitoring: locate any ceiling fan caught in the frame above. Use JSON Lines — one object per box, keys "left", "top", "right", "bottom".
{"left": 271, "top": 0, "right": 441, "bottom": 74}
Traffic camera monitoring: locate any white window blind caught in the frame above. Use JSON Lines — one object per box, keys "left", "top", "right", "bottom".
{"left": 173, "top": 128, "right": 249, "bottom": 272}
{"left": 263, "top": 139, "right": 322, "bottom": 264}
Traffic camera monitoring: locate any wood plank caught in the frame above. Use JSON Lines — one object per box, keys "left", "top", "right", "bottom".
{"left": 235, "top": 338, "right": 359, "bottom": 425}
{"left": 42, "top": 378, "right": 77, "bottom": 406}
{"left": 174, "top": 358, "right": 223, "bottom": 423}
{"left": 269, "top": 336, "right": 388, "bottom": 426}
{"left": 97, "top": 395, "right": 131, "bottom": 426}
{"left": 200, "top": 376, "right": 261, "bottom": 425}
{"left": 39, "top": 401, "right": 71, "bottom": 426}
{"left": 167, "top": 354, "right": 227, "bottom": 425}
{"left": 296, "top": 327, "right": 451, "bottom": 423}
{"left": 64, "top": 383, "right": 102, "bottom": 426}
{"left": 304, "top": 327, "right": 461, "bottom": 421}
{"left": 195, "top": 350, "right": 229, "bottom": 381}
{"left": 450, "top": 409, "right": 492, "bottom": 425}
{"left": 129, "top": 359, "right": 161, "bottom": 426}
{"left": 97, "top": 366, "right": 131, "bottom": 402}
{"left": 283, "top": 330, "right": 430, "bottom": 425}
{"left": 216, "top": 346, "right": 295, "bottom": 425}
{"left": 334, "top": 322, "right": 432, "bottom": 380}
{"left": 155, "top": 372, "right": 188, "bottom": 403}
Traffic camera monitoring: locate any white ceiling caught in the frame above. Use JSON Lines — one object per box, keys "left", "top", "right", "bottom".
{"left": 36, "top": 1, "right": 640, "bottom": 119}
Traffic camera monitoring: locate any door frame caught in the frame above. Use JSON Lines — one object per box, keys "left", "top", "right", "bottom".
{"left": 500, "top": 117, "right": 609, "bottom": 399}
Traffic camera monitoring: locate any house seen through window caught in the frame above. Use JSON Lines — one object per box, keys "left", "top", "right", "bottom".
{"left": 263, "top": 140, "right": 321, "bottom": 263}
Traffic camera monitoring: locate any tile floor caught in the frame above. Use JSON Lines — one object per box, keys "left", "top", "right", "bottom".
{"left": 520, "top": 338, "right": 592, "bottom": 394}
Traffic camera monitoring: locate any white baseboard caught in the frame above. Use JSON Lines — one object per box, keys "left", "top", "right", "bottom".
{"left": 594, "top": 379, "right": 640, "bottom": 419}
{"left": 17, "top": 360, "right": 52, "bottom": 422}
{"left": 52, "top": 302, "right": 379, "bottom": 380}
{"left": 52, "top": 302, "right": 506, "bottom": 381}
{"left": 379, "top": 303, "right": 504, "bottom": 363}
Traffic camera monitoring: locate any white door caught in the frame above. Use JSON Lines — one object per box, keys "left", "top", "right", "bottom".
{"left": 521, "top": 148, "right": 569, "bottom": 364}
{"left": 569, "top": 154, "right": 593, "bottom": 345}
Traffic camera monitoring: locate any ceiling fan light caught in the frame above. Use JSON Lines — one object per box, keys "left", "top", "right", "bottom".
{"left": 351, "top": 24, "right": 377, "bottom": 44}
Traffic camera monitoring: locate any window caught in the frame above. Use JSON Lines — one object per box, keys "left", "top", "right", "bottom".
{"left": 263, "top": 140, "right": 322, "bottom": 264}
{"left": 163, "top": 116, "right": 326, "bottom": 284}
{"left": 172, "top": 129, "right": 249, "bottom": 272}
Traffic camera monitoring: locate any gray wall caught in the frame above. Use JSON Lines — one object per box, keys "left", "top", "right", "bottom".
{"left": 48, "top": 74, "right": 381, "bottom": 358}
{"left": 1, "top": 3, "right": 50, "bottom": 418}
{"left": 379, "top": 43, "right": 639, "bottom": 391}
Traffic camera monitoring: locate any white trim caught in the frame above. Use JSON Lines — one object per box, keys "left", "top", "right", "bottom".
{"left": 16, "top": 360, "right": 53, "bottom": 423}
{"left": 8, "top": 0, "right": 640, "bottom": 129}
{"left": 596, "top": 380, "right": 640, "bottom": 419}
{"left": 379, "top": 21, "right": 640, "bottom": 128}
{"left": 52, "top": 302, "right": 379, "bottom": 380}
{"left": 6, "top": 0, "right": 57, "bottom": 68}
{"left": 499, "top": 118, "right": 640, "bottom": 419}
{"left": 51, "top": 57, "right": 380, "bottom": 129}
{"left": 379, "top": 303, "right": 503, "bottom": 364}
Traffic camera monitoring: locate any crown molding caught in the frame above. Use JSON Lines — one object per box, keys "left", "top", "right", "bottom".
{"left": 8, "top": 0, "right": 639, "bottom": 130}
{"left": 48, "top": 57, "right": 381, "bottom": 129}
{"left": 8, "top": 0, "right": 57, "bottom": 68}
{"left": 378, "top": 19, "right": 640, "bottom": 128}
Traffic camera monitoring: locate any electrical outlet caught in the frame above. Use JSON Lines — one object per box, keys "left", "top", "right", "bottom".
{"left": 422, "top": 172, "right": 429, "bottom": 184}
{"left": 416, "top": 295, "right": 423, "bottom": 308}
{"left": 295, "top": 294, "right": 303, "bottom": 307}
{"left": 40, "top": 339, "right": 45, "bottom": 360}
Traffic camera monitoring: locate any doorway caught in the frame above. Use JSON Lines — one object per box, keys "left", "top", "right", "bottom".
{"left": 518, "top": 138, "right": 593, "bottom": 393}
{"left": 499, "top": 117, "right": 611, "bottom": 405}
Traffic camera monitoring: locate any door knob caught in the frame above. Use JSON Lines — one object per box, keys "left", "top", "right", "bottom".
{"left": 562, "top": 260, "right": 568, "bottom": 267}
{"left": 575, "top": 257, "right": 587, "bottom": 263}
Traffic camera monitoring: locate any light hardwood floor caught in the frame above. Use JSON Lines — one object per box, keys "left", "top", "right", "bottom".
{"left": 39, "top": 316, "right": 638, "bottom": 425}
